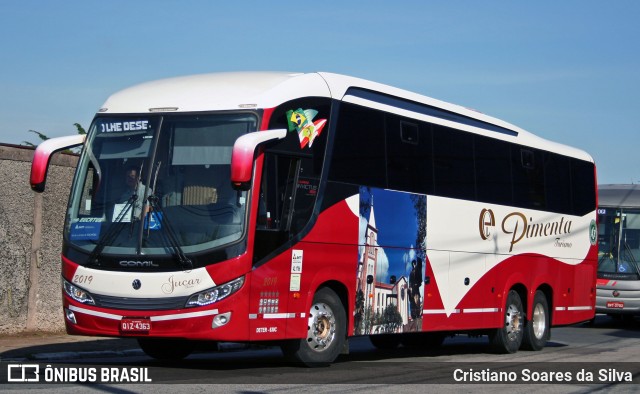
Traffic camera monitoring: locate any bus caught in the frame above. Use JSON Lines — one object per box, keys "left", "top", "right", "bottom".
{"left": 596, "top": 184, "right": 640, "bottom": 319}
{"left": 30, "top": 72, "right": 598, "bottom": 365}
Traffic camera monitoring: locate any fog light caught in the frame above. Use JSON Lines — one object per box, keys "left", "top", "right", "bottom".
{"left": 65, "top": 308, "right": 77, "bottom": 324}
{"left": 212, "top": 312, "right": 231, "bottom": 329}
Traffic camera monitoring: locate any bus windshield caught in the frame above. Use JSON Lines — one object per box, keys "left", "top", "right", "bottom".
{"left": 66, "top": 113, "right": 258, "bottom": 260}
{"left": 598, "top": 208, "right": 640, "bottom": 278}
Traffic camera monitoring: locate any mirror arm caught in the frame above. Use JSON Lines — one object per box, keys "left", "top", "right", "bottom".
{"left": 230, "top": 129, "right": 286, "bottom": 189}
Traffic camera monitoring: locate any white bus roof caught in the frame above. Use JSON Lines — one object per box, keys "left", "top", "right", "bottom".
{"left": 99, "top": 71, "right": 593, "bottom": 162}
{"left": 599, "top": 184, "right": 640, "bottom": 208}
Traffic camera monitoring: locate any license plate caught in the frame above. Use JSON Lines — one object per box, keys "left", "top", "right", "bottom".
{"left": 606, "top": 301, "right": 624, "bottom": 309}
{"left": 120, "top": 318, "right": 151, "bottom": 333}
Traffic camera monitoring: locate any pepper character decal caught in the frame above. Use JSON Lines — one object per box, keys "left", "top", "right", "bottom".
{"left": 286, "top": 108, "right": 327, "bottom": 149}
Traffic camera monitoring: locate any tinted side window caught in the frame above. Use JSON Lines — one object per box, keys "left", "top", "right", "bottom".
{"left": 571, "top": 159, "right": 596, "bottom": 216}
{"left": 432, "top": 125, "right": 475, "bottom": 200}
{"left": 512, "top": 147, "right": 545, "bottom": 210}
{"left": 475, "top": 136, "right": 512, "bottom": 206}
{"left": 329, "top": 103, "right": 386, "bottom": 188}
{"left": 544, "top": 153, "right": 572, "bottom": 214}
{"left": 386, "top": 114, "right": 433, "bottom": 194}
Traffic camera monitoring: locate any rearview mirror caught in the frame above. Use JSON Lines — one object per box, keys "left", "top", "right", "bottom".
{"left": 230, "top": 129, "right": 286, "bottom": 190}
{"left": 30, "top": 134, "right": 85, "bottom": 192}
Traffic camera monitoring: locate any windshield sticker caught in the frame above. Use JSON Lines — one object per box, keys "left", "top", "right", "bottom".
{"left": 286, "top": 108, "right": 326, "bottom": 149}
{"left": 144, "top": 212, "right": 162, "bottom": 231}
{"left": 70, "top": 222, "right": 102, "bottom": 241}
{"left": 100, "top": 120, "right": 150, "bottom": 133}
{"left": 112, "top": 203, "right": 133, "bottom": 222}
{"left": 77, "top": 217, "right": 105, "bottom": 223}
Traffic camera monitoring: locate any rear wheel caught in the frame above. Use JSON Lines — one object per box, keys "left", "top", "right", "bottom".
{"left": 137, "top": 338, "right": 195, "bottom": 360}
{"left": 489, "top": 290, "right": 524, "bottom": 353}
{"left": 281, "top": 287, "right": 346, "bottom": 366}
{"left": 522, "top": 290, "right": 549, "bottom": 350}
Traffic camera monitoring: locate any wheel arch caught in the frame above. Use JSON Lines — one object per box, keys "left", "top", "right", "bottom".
{"left": 510, "top": 283, "right": 528, "bottom": 315}
{"left": 311, "top": 280, "right": 351, "bottom": 337}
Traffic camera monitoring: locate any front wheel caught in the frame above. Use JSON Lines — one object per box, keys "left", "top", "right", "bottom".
{"left": 281, "top": 287, "right": 346, "bottom": 366}
{"left": 521, "top": 290, "right": 549, "bottom": 351}
{"left": 489, "top": 290, "right": 524, "bottom": 354}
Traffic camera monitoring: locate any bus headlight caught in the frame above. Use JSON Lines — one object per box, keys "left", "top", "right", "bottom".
{"left": 63, "top": 279, "right": 96, "bottom": 305}
{"left": 186, "top": 276, "right": 244, "bottom": 307}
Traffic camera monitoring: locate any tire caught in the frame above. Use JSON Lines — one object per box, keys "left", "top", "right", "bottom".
{"left": 137, "top": 338, "right": 195, "bottom": 360}
{"left": 521, "top": 290, "right": 549, "bottom": 351}
{"left": 281, "top": 287, "right": 346, "bottom": 367}
{"left": 489, "top": 290, "right": 524, "bottom": 354}
{"left": 400, "top": 332, "right": 446, "bottom": 349}
{"left": 369, "top": 334, "right": 401, "bottom": 350}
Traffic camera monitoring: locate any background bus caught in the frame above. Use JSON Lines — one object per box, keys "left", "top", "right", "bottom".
{"left": 597, "top": 184, "right": 640, "bottom": 319}
{"left": 30, "top": 72, "right": 597, "bottom": 365}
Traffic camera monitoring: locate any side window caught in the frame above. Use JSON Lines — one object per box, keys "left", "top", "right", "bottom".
{"left": 329, "top": 103, "right": 386, "bottom": 188}
{"left": 386, "top": 115, "right": 433, "bottom": 194}
{"left": 475, "top": 136, "right": 512, "bottom": 206}
{"left": 571, "top": 159, "right": 596, "bottom": 216}
{"left": 512, "top": 147, "right": 545, "bottom": 209}
{"left": 77, "top": 164, "right": 99, "bottom": 217}
{"left": 544, "top": 152, "right": 572, "bottom": 214}
{"left": 432, "top": 125, "right": 475, "bottom": 200}
{"left": 258, "top": 154, "right": 317, "bottom": 234}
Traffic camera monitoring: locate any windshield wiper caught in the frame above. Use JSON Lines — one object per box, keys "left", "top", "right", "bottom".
{"left": 146, "top": 195, "right": 193, "bottom": 270}
{"left": 621, "top": 241, "right": 640, "bottom": 277}
{"left": 142, "top": 161, "right": 192, "bottom": 270}
{"left": 87, "top": 194, "right": 137, "bottom": 266}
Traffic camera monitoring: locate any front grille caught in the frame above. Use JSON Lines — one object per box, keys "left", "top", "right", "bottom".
{"left": 92, "top": 293, "right": 189, "bottom": 310}
{"left": 598, "top": 272, "right": 640, "bottom": 280}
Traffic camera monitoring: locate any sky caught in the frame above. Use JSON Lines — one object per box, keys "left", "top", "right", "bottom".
{"left": 369, "top": 188, "right": 421, "bottom": 283}
{"left": 358, "top": 187, "right": 422, "bottom": 283}
{"left": 0, "top": 1, "right": 638, "bottom": 184}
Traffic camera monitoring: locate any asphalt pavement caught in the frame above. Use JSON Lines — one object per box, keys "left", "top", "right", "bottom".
{"left": 0, "top": 332, "right": 142, "bottom": 362}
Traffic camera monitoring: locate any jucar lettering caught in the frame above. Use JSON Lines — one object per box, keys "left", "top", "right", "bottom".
{"left": 161, "top": 275, "right": 202, "bottom": 294}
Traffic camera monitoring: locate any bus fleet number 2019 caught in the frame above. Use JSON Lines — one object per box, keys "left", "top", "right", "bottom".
{"left": 73, "top": 275, "right": 93, "bottom": 285}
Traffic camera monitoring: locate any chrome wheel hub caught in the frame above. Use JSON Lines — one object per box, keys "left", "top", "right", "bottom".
{"left": 532, "top": 303, "right": 546, "bottom": 339}
{"left": 307, "top": 302, "right": 336, "bottom": 351}
{"left": 505, "top": 303, "right": 522, "bottom": 341}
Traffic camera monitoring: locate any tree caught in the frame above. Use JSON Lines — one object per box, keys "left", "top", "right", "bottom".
{"left": 22, "top": 123, "right": 86, "bottom": 153}
{"left": 381, "top": 304, "right": 403, "bottom": 333}
{"left": 21, "top": 130, "right": 48, "bottom": 147}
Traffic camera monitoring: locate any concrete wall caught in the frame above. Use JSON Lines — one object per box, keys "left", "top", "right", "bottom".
{"left": 0, "top": 144, "right": 77, "bottom": 334}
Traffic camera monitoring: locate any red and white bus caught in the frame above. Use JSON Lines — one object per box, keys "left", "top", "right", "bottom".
{"left": 30, "top": 72, "right": 598, "bottom": 365}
